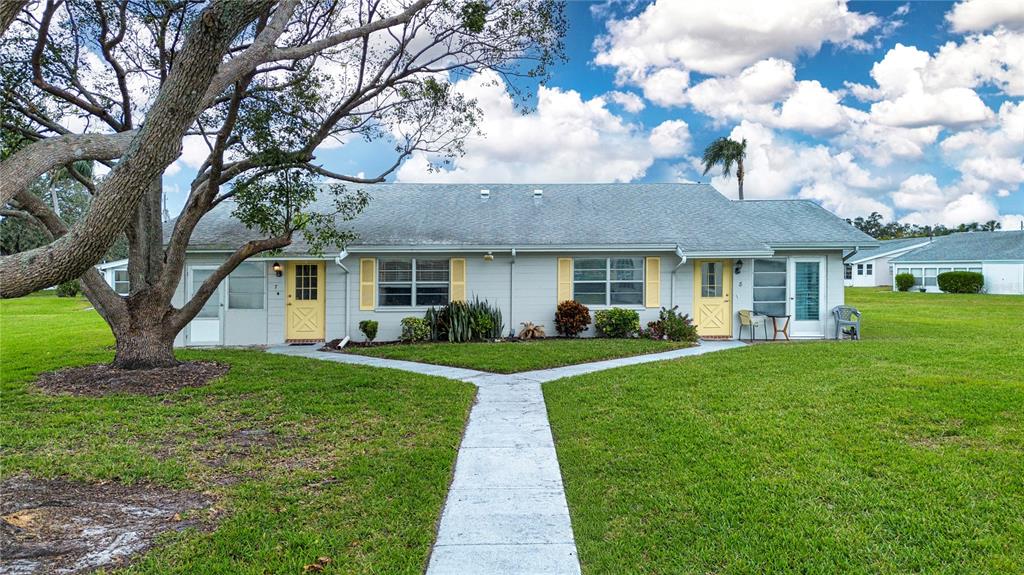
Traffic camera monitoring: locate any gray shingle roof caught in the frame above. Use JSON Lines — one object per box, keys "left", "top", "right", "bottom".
{"left": 178, "top": 183, "right": 876, "bottom": 254}
{"left": 846, "top": 237, "right": 933, "bottom": 264}
{"left": 890, "top": 231, "right": 1024, "bottom": 263}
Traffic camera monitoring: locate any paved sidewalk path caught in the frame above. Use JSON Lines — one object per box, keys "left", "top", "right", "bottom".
{"left": 267, "top": 339, "right": 745, "bottom": 575}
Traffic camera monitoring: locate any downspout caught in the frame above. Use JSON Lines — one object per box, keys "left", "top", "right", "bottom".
{"left": 334, "top": 250, "right": 350, "bottom": 339}
{"left": 670, "top": 245, "right": 686, "bottom": 308}
{"left": 508, "top": 248, "right": 516, "bottom": 337}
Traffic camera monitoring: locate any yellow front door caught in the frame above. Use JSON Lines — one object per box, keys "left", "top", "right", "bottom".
{"left": 693, "top": 260, "right": 733, "bottom": 337}
{"left": 286, "top": 261, "right": 326, "bottom": 341}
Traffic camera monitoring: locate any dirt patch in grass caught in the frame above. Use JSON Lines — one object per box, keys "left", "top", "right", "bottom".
{"left": 0, "top": 476, "right": 211, "bottom": 575}
{"left": 33, "top": 361, "right": 229, "bottom": 397}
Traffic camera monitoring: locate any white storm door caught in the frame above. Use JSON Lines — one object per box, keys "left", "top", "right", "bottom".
{"left": 788, "top": 257, "right": 826, "bottom": 338}
{"left": 187, "top": 266, "right": 223, "bottom": 345}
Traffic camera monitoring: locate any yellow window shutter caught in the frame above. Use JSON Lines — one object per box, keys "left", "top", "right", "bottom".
{"left": 450, "top": 258, "right": 467, "bottom": 302}
{"left": 557, "top": 257, "right": 573, "bottom": 303}
{"left": 645, "top": 257, "right": 661, "bottom": 308}
{"left": 359, "top": 258, "right": 375, "bottom": 311}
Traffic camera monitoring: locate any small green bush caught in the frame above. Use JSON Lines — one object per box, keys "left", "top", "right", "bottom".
{"left": 55, "top": 279, "right": 81, "bottom": 297}
{"left": 400, "top": 317, "right": 430, "bottom": 342}
{"left": 895, "top": 273, "right": 915, "bottom": 292}
{"left": 358, "top": 320, "right": 378, "bottom": 342}
{"left": 594, "top": 307, "right": 640, "bottom": 338}
{"left": 554, "top": 300, "right": 591, "bottom": 337}
{"left": 938, "top": 271, "right": 984, "bottom": 293}
{"left": 647, "top": 306, "right": 698, "bottom": 343}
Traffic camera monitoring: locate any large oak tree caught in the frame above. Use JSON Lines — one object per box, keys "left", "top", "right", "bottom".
{"left": 0, "top": 0, "right": 565, "bottom": 368}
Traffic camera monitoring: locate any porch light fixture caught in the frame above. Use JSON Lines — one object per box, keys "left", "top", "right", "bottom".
{"left": 484, "top": 252, "right": 494, "bottom": 261}
{"left": 734, "top": 259, "right": 743, "bottom": 275}
{"left": 272, "top": 261, "right": 283, "bottom": 277}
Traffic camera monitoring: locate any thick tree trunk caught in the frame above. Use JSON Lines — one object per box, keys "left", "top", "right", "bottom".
{"left": 112, "top": 326, "right": 179, "bottom": 369}
{"left": 110, "top": 293, "right": 179, "bottom": 369}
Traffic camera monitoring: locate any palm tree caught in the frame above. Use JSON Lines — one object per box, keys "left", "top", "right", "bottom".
{"left": 701, "top": 137, "right": 748, "bottom": 200}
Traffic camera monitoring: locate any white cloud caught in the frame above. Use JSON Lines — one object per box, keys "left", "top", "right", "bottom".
{"left": 891, "top": 174, "right": 948, "bottom": 210}
{"left": 870, "top": 86, "right": 993, "bottom": 128}
{"left": 776, "top": 80, "right": 848, "bottom": 133}
{"left": 395, "top": 71, "right": 683, "bottom": 183}
{"left": 903, "top": 191, "right": 1000, "bottom": 227}
{"left": 640, "top": 68, "right": 689, "bottom": 107}
{"left": 595, "top": 0, "right": 878, "bottom": 80}
{"left": 1001, "top": 214, "right": 1024, "bottom": 230}
{"left": 606, "top": 91, "right": 646, "bottom": 113}
{"left": 648, "top": 120, "right": 691, "bottom": 158}
{"left": 928, "top": 29, "right": 1024, "bottom": 96}
{"left": 947, "top": 0, "right": 1024, "bottom": 33}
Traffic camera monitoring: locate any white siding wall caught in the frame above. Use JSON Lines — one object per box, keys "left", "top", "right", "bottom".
{"left": 345, "top": 251, "right": 683, "bottom": 342}
{"left": 174, "top": 250, "right": 848, "bottom": 346}
{"left": 982, "top": 263, "right": 1024, "bottom": 295}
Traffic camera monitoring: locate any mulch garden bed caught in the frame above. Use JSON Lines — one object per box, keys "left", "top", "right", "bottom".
{"left": 33, "top": 361, "right": 229, "bottom": 397}
{"left": 0, "top": 476, "right": 212, "bottom": 575}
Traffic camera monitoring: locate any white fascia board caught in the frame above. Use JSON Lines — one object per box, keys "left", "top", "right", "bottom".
{"left": 342, "top": 244, "right": 683, "bottom": 253}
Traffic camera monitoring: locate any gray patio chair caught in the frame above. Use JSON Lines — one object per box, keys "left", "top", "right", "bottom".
{"left": 738, "top": 309, "right": 768, "bottom": 341}
{"left": 833, "top": 306, "right": 862, "bottom": 340}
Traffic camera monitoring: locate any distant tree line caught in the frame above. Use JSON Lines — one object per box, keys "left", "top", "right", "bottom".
{"left": 846, "top": 212, "right": 1002, "bottom": 240}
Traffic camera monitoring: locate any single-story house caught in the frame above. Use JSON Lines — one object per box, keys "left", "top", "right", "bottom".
{"left": 843, "top": 237, "right": 931, "bottom": 287}
{"left": 96, "top": 259, "right": 129, "bottom": 295}
{"left": 170, "top": 183, "right": 877, "bottom": 346}
{"left": 889, "top": 231, "right": 1024, "bottom": 294}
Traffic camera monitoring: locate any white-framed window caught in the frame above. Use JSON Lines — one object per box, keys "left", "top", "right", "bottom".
{"left": 228, "top": 262, "right": 266, "bottom": 309}
{"left": 572, "top": 257, "right": 644, "bottom": 306}
{"left": 752, "top": 259, "right": 787, "bottom": 316}
{"left": 924, "top": 267, "right": 938, "bottom": 287}
{"left": 113, "top": 269, "right": 130, "bottom": 295}
{"left": 857, "top": 264, "right": 864, "bottom": 275}
{"left": 378, "top": 258, "right": 449, "bottom": 307}
{"left": 844, "top": 264, "right": 852, "bottom": 280}
{"left": 866, "top": 263, "right": 873, "bottom": 275}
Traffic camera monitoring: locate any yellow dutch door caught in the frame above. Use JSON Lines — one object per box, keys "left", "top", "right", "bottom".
{"left": 693, "top": 260, "right": 732, "bottom": 337}
{"left": 286, "top": 261, "right": 326, "bottom": 341}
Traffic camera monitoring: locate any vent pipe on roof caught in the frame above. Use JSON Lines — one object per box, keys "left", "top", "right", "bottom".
{"left": 480, "top": 189, "right": 490, "bottom": 199}
{"left": 532, "top": 188, "right": 543, "bottom": 205}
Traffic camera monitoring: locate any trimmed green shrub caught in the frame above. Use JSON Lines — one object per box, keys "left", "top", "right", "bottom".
{"left": 55, "top": 280, "right": 81, "bottom": 298}
{"left": 554, "top": 300, "right": 591, "bottom": 337}
{"left": 938, "top": 271, "right": 984, "bottom": 293}
{"left": 358, "top": 320, "right": 378, "bottom": 342}
{"left": 647, "top": 306, "right": 698, "bottom": 343}
{"left": 400, "top": 317, "right": 430, "bottom": 342}
{"left": 594, "top": 307, "right": 640, "bottom": 338}
{"left": 895, "top": 273, "right": 915, "bottom": 292}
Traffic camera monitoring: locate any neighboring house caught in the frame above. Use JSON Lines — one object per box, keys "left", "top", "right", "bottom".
{"left": 169, "top": 183, "right": 877, "bottom": 346}
{"left": 96, "top": 259, "right": 130, "bottom": 295}
{"left": 843, "top": 237, "right": 931, "bottom": 287}
{"left": 889, "top": 231, "right": 1024, "bottom": 294}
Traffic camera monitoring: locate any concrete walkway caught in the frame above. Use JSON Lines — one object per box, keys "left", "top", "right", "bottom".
{"left": 267, "top": 339, "right": 745, "bottom": 574}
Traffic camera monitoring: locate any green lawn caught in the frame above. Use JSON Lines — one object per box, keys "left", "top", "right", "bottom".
{"left": 545, "top": 288, "right": 1024, "bottom": 574}
{"left": 0, "top": 293, "right": 474, "bottom": 574}
{"left": 345, "top": 338, "right": 691, "bottom": 373}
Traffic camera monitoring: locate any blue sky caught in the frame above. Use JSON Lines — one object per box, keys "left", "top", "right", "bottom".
{"left": 165, "top": 0, "right": 1024, "bottom": 229}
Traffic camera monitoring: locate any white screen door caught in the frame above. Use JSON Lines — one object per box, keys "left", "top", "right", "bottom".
{"left": 188, "top": 267, "right": 223, "bottom": 345}
{"left": 788, "top": 257, "right": 825, "bottom": 337}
